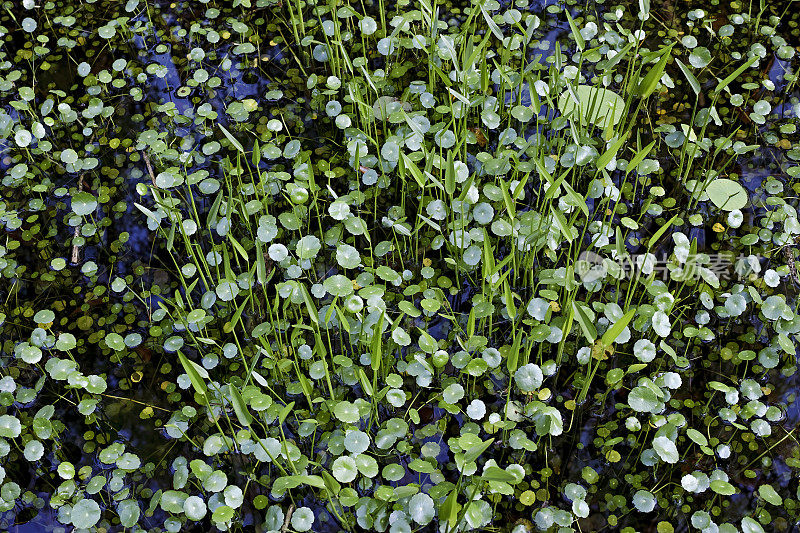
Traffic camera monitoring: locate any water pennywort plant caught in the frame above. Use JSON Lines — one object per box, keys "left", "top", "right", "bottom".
{"left": 1, "top": 0, "right": 800, "bottom": 532}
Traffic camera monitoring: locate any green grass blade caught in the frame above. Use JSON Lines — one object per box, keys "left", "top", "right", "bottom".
{"left": 601, "top": 309, "right": 636, "bottom": 347}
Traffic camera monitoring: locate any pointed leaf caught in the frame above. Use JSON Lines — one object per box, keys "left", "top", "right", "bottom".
{"left": 440, "top": 488, "right": 460, "bottom": 529}
{"left": 228, "top": 382, "right": 252, "bottom": 426}
{"left": 634, "top": 47, "right": 672, "bottom": 98}
{"left": 463, "top": 438, "right": 494, "bottom": 463}
{"left": 601, "top": 308, "right": 635, "bottom": 347}
{"left": 178, "top": 351, "right": 207, "bottom": 397}
{"left": 572, "top": 301, "right": 597, "bottom": 343}
{"left": 675, "top": 58, "right": 700, "bottom": 96}
{"left": 565, "top": 10, "right": 585, "bottom": 51}
{"left": 219, "top": 125, "right": 244, "bottom": 153}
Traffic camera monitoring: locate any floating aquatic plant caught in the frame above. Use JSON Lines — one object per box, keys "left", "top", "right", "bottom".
{"left": 1, "top": 0, "right": 799, "bottom": 532}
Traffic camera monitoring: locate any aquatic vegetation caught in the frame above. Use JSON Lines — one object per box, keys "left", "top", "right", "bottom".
{"left": 1, "top": 0, "right": 800, "bottom": 532}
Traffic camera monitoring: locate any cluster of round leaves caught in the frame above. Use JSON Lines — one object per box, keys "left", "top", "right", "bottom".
{"left": 2, "top": 0, "right": 800, "bottom": 532}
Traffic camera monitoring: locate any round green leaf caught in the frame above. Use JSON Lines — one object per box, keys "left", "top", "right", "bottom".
{"left": 652, "top": 436, "right": 679, "bottom": 464}
{"left": 706, "top": 179, "right": 748, "bottom": 211}
{"left": 324, "top": 274, "right": 354, "bottom": 297}
{"left": 71, "top": 499, "right": 101, "bottom": 529}
{"left": 332, "top": 456, "right": 358, "bottom": 483}
{"left": 106, "top": 333, "right": 125, "bottom": 351}
{"left": 296, "top": 235, "right": 321, "bottom": 260}
{"left": 71, "top": 192, "right": 97, "bottom": 216}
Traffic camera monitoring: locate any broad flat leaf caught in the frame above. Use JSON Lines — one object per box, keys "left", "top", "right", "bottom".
{"left": 479, "top": 3, "right": 503, "bottom": 41}
{"left": 648, "top": 214, "right": 678, "bottom": 249}
{"left": 506, "top": 331, "right": 522, "bottom": 373}
{"left": 299, "top": 284, "right": 319, "bottom": 325}
{"left": 758, "top": 484, "right": 782, "bottom": 506}
{"left": 686, "top": 428, "right": 707, "bottom": 446}
{"left": 741, "top": 517, "right": 766, "bottom": 533}
{"left": 625, "top": 140, "right": 656, "bottom": 176}
{"left": 371, "top": 312, "right": 384, "bottom": 372}
{"left": 417, "top": 328, "right": 438, "bottom": 353}
{"left": 279, "top": 401, "right": 295, "bottom": 425}
{"left": 629, "top": 386, "right": 658, "bottom": 412}
{"left": 596, "top": 134, "right": 627, "bottom": 170}
{"left": 715, "top": 56, "right": 758, "bottom": 95}
{"left": 565, "top": 10, "right": 585, "bottom": 50}
{"left": 550, "top": 205, "right": 574, "bottom": 242}
{"left": 558, "top": 85, "right": 625, "bottom": 129}
{"left": 292, "top": 475, "right": 325, "bottom": 489}
{"left": 705, "top": 179, "right": 748, "bottom": 211}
